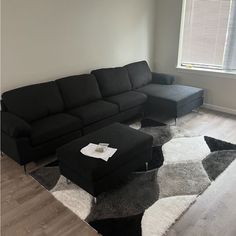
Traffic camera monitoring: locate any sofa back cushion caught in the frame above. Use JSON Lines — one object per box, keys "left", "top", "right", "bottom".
{"left": 125, "top": 61, "right": 152, "bottom": 89}
{"left": 2, "top": 82, "right": 64, "bottom": 122}
{"left": 56, "top": 74, "right": 101, "bottom": 109}
{"left": 91, "top": 67, "right": 132, "bottom": 97}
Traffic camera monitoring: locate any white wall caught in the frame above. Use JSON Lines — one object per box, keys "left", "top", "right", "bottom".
{"left": 154, "top": 0, "right": 236, "bottom": 112}
{"left": 2, "top": 0, "right": 235, "bottom": 112}
{"left": 1, "top": 0, "right": 156, "bottom": 92}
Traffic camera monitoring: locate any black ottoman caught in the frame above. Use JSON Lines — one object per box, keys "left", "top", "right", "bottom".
{"left": 57, "top": 123, "right": 153, "bottom": 197}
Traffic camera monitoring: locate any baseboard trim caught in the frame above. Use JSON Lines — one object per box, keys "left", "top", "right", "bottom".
{"left": 203, "top": 103, "right": 236, "bottom": 116}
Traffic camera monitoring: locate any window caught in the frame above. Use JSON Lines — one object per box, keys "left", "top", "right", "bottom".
{"left": 178, "top": 0, "right": 236, "bottom": 72}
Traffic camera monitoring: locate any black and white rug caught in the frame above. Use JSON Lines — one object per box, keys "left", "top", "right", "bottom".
{"left": 30, "top": 119, "right": 236, "bottom": 236}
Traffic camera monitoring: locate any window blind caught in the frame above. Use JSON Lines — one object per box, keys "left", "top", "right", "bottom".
{"left": 223, "top": 0, "right": 236, "bottom": 70}
{"left": 181, "top": 0, "right": 231, "bottom": 69}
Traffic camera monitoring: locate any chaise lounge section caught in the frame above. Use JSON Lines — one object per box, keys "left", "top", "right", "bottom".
{"left": 125, "top": 61, "right": 204, "bottom": 118}
{"left": 1, "top": 60, "right": 204, "bottom": 166}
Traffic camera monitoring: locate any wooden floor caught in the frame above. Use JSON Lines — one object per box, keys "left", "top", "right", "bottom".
{"left": 1, "top": 108, "right": 236, "bottom": 236}
{"left": 0, "top": 155, "right": 99, "bottom": 236}
{"left": 176, "top": 108, "right": 236, "bottom": 143}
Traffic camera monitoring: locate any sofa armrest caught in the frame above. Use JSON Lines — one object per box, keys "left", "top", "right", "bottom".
{"left": 1, "top": 111, "right": 32, "bottom": 138}
{"left": 152, "top": 72, "right": 175, "bottom": 85}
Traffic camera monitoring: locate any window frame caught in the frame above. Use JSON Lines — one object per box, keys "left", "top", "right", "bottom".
{"left": 177, "top": 0, "right": 236, "bottom": 76}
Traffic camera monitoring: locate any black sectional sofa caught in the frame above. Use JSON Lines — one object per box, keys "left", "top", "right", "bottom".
{"left": 1, "top": 61, "right": 204, "bottom": 166}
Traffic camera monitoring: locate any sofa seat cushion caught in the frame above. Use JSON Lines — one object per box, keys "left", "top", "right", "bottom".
{"left": 105, "top": 91, "right": 147, "bottom": 111}
{"left": 91, "top": 67, "right": 132, "bottom": 97}
{"left": 69, "top": 100, "right": 119, "bottom": 125}
{"left": 137, "top": 84, "right": 204, "bottom": 107}
{"left": 31, "top": 114, "right": 82, "bottom": 146}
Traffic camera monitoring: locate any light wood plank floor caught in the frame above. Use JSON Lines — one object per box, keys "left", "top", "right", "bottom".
{"left": 1, "top": 108, "right": 236, "bottom": 236}
{"left": 176, "top": 108, "right": 236, "bottom": 143}
{"left": 0, "top": 155, "right": 99, "bottom": 236}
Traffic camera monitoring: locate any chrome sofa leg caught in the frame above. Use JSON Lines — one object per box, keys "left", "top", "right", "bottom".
{"left": 170, "top": 117, "right": 177, "bottom": 126}
{"left": 193, "top": 108, "right": 200, "bottom": 113}
{"left": 174, "top": 117, "right": 177, "bottom": 126}
{"left": 94, "top": 197, "right": 97, "bottom": 204}
{"left": 145, "top": 162, "right": 149, "bottom": 171}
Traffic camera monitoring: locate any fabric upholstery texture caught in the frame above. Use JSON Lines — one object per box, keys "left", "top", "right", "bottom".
{"left": 1, "top": 60, "right": 204, "bottom": 166}
{"left": 56, "top": 74, "right": 101, "bottom": 109}
{"left": 152, "top": 73, "right": 175, "bottom": 85}
{"left": 57, "top": 123, "right": 153, "bottom": 182}
{"left": 69, "top": 100, "right": 119, "bottom": 125}
{"left": 1, "top": 100, "right": 7, "bottom": 112}
{"left": 31, "top": 113, "right": 82, "bottom": 146}
{"left": 105, "top": 91, "right": 147, "bottom": 111}
{"left": 83, "top": 106, "right": 144, "bottom": 134}
{"left": 125, "top": 61, "right": 152, "bottom": 89}
{"left": 1, "top": 111, "right": 31, "bottom": 138}
{"left": 137, "top": 84, "right": 204, "bottom": 107}
{"left": 1, "top": 129, "right": 83, "bottom": 165}
{"left": 2, "top": 81, "right": 64, "bottom": 122}
{"left": 91, "top": 67, "right": 132, "bottom": 97}
{"left": 176, "top": 97, "right": 203, "bottom": 117}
